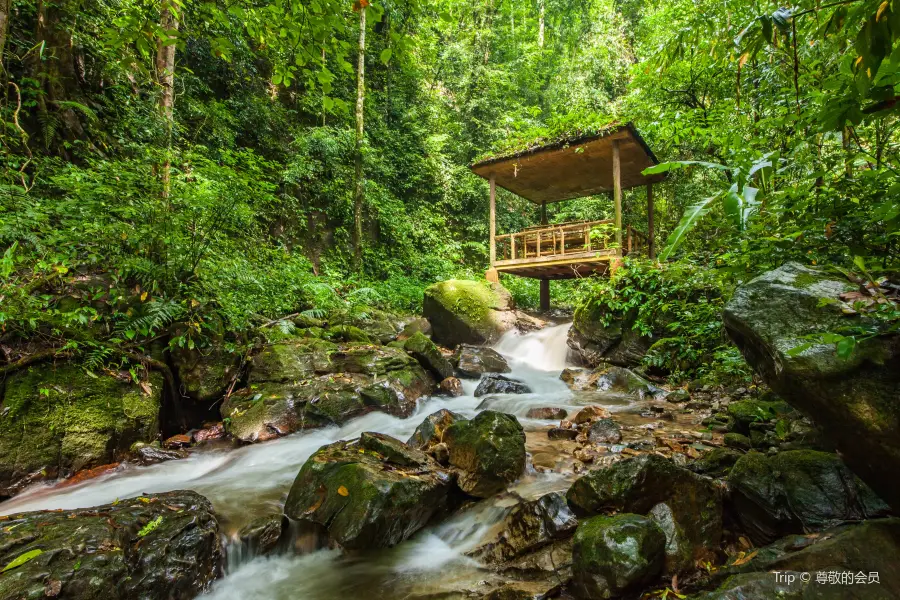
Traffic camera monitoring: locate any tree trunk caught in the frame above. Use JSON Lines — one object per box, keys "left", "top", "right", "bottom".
{"left": 538, "top": 0, "right": 544, "bottom": 48}
{"left": 156, "top": 0, "right": 179, "bottom": 198}
{"left": 0, "top": 0, "right": 11, "bottom": 64}
{"left": 352, "top": 5, "right": 366, "bottom": 271}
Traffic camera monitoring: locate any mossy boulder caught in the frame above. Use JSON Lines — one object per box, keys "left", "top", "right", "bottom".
{"left": 567, "top": 454, "right": 722, "bottom": 573}
{"left": 283, "top": 435, "right": 453, "bottom": 550}
{"left": 726, "top": 397, "right": 794, "bottom": 435}
{"left": 454, "top": 344, "right": 511, "bottom": 378}
{"left": 567, "top": 302, "right": 655, "bottom": 368}
{"left": 468, "top": 491, "right": 577, "bottom": 564}
{"left": 226, "top": 341, "right": 435, "bottom": 442}
{"left": 724, "top": 432, "right": 752, "bottom": 450}
{"left": 571, "top": 514, "right": 666, "bottom": 599}
{"left": 404, "top": 331, "right": 454, "bottom": 380}
{"left": 727, "top": 450, "right": 890, "bottom": 545}
{"left": 0, "top": 491, "right": 222, "bottom": 600}
{"left": 689, "top": 447, "right": 742, "bottom": 478}
{"left": 237, "top": 513, "right": 287, "bottom": 557}
{"left": 586, "top": 365, "right": 663, "bottom": 398}
{"left": 423, "top": 280, "right": 518, "bottom": 347}
{"left": 406, "top": 408, "right": 467, "bottom": 451}
{"left": 723, "top": 262, "right": 900, "bottom": 512}
{"left": 444, "top": 410, "right": 526, "bottom": 497}
{"left": 329, "top": 308, "right": 402, "bottom": 344}
{"left": 0, "top": 364, "right": 162, "bottom": 497}
{"left": 171, "top": 345, "right": 241, "bottom": 403}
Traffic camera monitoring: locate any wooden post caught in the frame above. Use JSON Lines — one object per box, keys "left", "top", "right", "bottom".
{"left": 612, "top": 140, "right": 622, "bottom": 251}
{"left": 486, "top": 176, "right": 499, "bottom": 282}
{"left": 647, "top": 183, "right": 655, "bottom": 259}
{"left": 540, "top": 279, "right": 550, "bottom": 312}
{"left": 489, "top": 176, "right": 496, "bottom": 266}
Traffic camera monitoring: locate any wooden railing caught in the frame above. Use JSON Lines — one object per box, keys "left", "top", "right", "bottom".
{"left": 494, "top": 219, "right": 649, "bottom": 264}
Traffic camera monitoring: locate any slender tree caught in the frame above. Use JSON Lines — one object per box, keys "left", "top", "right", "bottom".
{"left": 537, "top": 0, "right": 544, "bottom": 48}
{"left": 0, "top": 0, "right": 11, "bottom": 64}
{"left": 352, "top": 0, "right": 367, "bottom": 271}
{"left": 156, "top": 0, "right": 180, "bottom": 198}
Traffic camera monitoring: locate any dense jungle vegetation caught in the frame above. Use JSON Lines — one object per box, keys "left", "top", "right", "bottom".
{"left": 1, "top": 0, "right": 899, "bottom": 383}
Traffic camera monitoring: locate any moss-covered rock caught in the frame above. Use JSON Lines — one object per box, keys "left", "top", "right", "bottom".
{"left": 568, "top": 301, "right": 656, "bottom": 368}
{"left": 0, "top": 491, "right": 222, "bottom": 599}
{"left": 723, "top": 262, "right": 900, "bottom": 512}
{"left": 586, "top": 364, "right": 663, "bottom": 398}
{"left": 727, "top": 450, "right": 890, "bottom": 545}
{"left": 423, "top": 280, "right": 518, "bottom": 347}
{"left": 444, "top": 410, "right": 526, "bottom": 497}
{"left": 454, "top": 344, "right": 511, "bottom": 378}
{"left": 283, "top": 436, "right": 453, "bottom": 550}
{"left": 404, "top": 331, "right": 454, "bottom": 380}
{"left": 468, "top": 491, "right": 577, "bottom": 564}
{"left": 329, "top": 308, "right": 402, "bottom": 344}
{"left": 724, "top": 432, "right": 752, "bottom": 450}
{"left": 0, "top": 364, "right": 162, "bottom": 497}
{"left": 406, "top": 408, "right": 467, "bottom": 451}
{"left": 567, "top": 454, "right": 722, "bottom": 573}
{"left": 474, "top": 373, "right": 531, "bottom": 396}
{"left": 571, "top": 514, "right": 666, "bottom": 599}
{"left": 227, "top": 341, "right": 435, "bottom": 442}
{"left": 689, "top": 447, "right": 742, "bottom": 478}
{"left": 726, "top": 397, "right": 794, "bottom": 435}
{"left": 237, "top": 513, "right": 287, "bottom": 557}
{"left": 171, "top": 345, "right": 241, "bottom": 403}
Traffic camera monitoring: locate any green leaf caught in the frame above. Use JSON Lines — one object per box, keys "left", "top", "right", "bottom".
{"left": 2, "top": 549, "right": 43, "bottom": 573}
{"left": 380, "top": 48, "right": 392, "bottom": 65}
{"left": 138, "top": 516, "right": 163, "bottom": 538}
{"left": 659, "top": 196, "right": 717, "bottom": 261}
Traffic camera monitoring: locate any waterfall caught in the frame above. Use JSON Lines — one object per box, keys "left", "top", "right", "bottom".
{"left": 493, "top": 322, "right": 572, "bottom": 372}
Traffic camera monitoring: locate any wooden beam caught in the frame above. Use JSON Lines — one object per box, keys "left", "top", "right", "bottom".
{"left": 541, "top": 200, "right": 547, "bottom": 225}
{"left": 647, "top": 183, "right": 655, "bottom": 259}
{"left": 540, "top": 279, "right": 550, "bottom": 312}
{"left": 489, "top": 176, "right": 496, "bottom": 267}
{"left": 613, "top": 139, "right": 622, "bottom": 249}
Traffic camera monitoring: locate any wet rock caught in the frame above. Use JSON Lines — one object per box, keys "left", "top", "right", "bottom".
{"left": 586, "top": 365, "right": 663, "bottom": 399}
{"left": 423, "top": 279, "right": 518, "bottom": 347}
{"left": 526, "top": 407, "right": 568, "bottom": 420}
{"left": 567, "top": 299, "right": 656, "bottom": 368}
{"left": 474, "top": 374, "right": 532, "bottom": 396}
{"left": 723, "top": 262, "right": 900, "bottom": 512}
{"left": 224, "top": 342, "right": 435, "bottom": 442}
{"left": 469, "top": 491, "right": 578, "bottom": 564}
{"left": 454, "top": 345, "right": 511, "bottom": 378}
{"left": 439, "top": 376, "right": 464, "bottom": 397}
{"left": 572, "top": 405, "right": 611, "bottom": 424}
{"left": 567, "top": 454, "right": 722, "bottom": 572}
{"left": 559, "top": 367, "right": 592, "bottom": 390}
{"left": 431, "top": 442, "right": 450, "bottom": 465}
{"left": 689, "top": 447, "right": 741, "bottom": 478}
{"left": 0, "top": 364, "right": 163, "bottom": 497}
{"left": 587, "top": 418, "right": 622, "bottom": 444}
{"left": 665, "top": 389, "right": 691, "bottom": 403}
{"left": 283, "top": 436, "right": 453, "bottom": 550}
{"left": 359, "top": 431, "right": 431, "bottom": 467}
{"left": 727, "top": 450, "right": 891, "bottom": 545}
{"left": 406, "top": 409, "right": 467, "bottom": 450}
{"left": 724, "top": 432, "right": 752, "bottom": 450}
{"left": 571, "top": 514, "right": 666, "bottom": 599}
{"left": 548, "top": 427, "right": 579, "bottom": 441}
{"left": 193, "top": 422, "right": 225, "bottom": 443}
{"left": 133, "top": 444, "right": 188, "bottom": 465}
{"left": 445, "top": 410, "right": 526, "bottom": 497}
{"left": 164, "top": 433, "right": 192, "bottom": 449}
{"left": 238, "top": 513, "right": 287, "bottom": 556}
{"left": 0, "top": 491, "right": 222, "bottom": 599}
{"left": 330, "top": 308, "right": 402, "bottom": 344}
{"left": 171, "top": 345, "right": 240, "bottom": 403}
{"left": 404, "top": 331, "right": 454, "bottom": 380}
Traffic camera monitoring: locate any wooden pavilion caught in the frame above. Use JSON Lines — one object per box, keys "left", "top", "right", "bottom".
{"left": 470, "top": 122, "right": 664, "bottom": 311}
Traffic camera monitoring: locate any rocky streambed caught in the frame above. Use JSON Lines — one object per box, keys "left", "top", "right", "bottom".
{"left": 0, "top": 271, "right": 897, "bottom": 599}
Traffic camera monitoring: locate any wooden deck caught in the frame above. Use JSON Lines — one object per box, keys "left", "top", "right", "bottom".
{"left": 493, "top": 220, "right": 648, "bottom": 279}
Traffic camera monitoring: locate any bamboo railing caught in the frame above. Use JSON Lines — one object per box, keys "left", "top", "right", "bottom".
{"left": 494, "top": 219, "right": 648, "bottom": 263}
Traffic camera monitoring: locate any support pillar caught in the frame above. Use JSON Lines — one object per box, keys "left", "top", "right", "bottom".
{"left": 486, "top": 176, "right": 499, "bottom": 282}
{"left": 612, "top": 140, "right": 622, "bottom": 250}
{"left": 540, "top": 279, "right": 550, "bottom": 312}
{"left": 647, "top": 183, "right": 655, "bottom": 259}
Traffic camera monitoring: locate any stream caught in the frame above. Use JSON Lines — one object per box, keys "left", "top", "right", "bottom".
{"left": 0, "top": 323, "right": 690, "bottom": 599}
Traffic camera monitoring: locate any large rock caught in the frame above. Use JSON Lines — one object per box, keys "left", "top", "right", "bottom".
{"left": 468, "top": 491, "right": 577, "bottom": 564}
{"left": 329, "top": 308, "right": 402, "bottom": 344}
{"left": 586, "top": 365, "right": 663, "bottom": 398}
{"left": 571, "top": 514, "right": 666, "bottom": 599}
{"left": 454, "top": 344, "right": 510, "bottom": 378}
{"left": 171, "top": 345, "right": 240, "bottom": 403}
{"left": 568, "top": 302, "right": 655, "bottom": 368}
{"left": 283, "top": 434, "right": 453, "bottom": 550}
{"left": 0, "top": 491, "right": 222, "bottom": 599}
{"left": 222, "top": 341, "right": 435, "bottom": 442}
{"left": 567, "top": 454, "right": 722, "bottom": 573}
{"left": 403, "top": 331, "right": 454, "bottom": 380}
{"left": 423, "top": 280, "right": 518, "bottom": 347}
{"left": 474, "top": 374, "right": 532, "bottom": 396}
{"left": 444, "top": 410, "right": 526, "bottom": 497}
{"left": 723, "top": 262, "right": 900, "bottom": 512}
{"left": 0, "top": 364, "right": 162, "bottom": 498}
{"left": 406, "top": 409, "right": 467, "bottom": 451}
{"left": 727, "top": 450, "right": 890, "bottom": 545}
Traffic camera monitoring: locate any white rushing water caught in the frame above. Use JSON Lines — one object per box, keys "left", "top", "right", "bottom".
{"left": 0, "top": 322, "right": 595, "bottom": 599}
